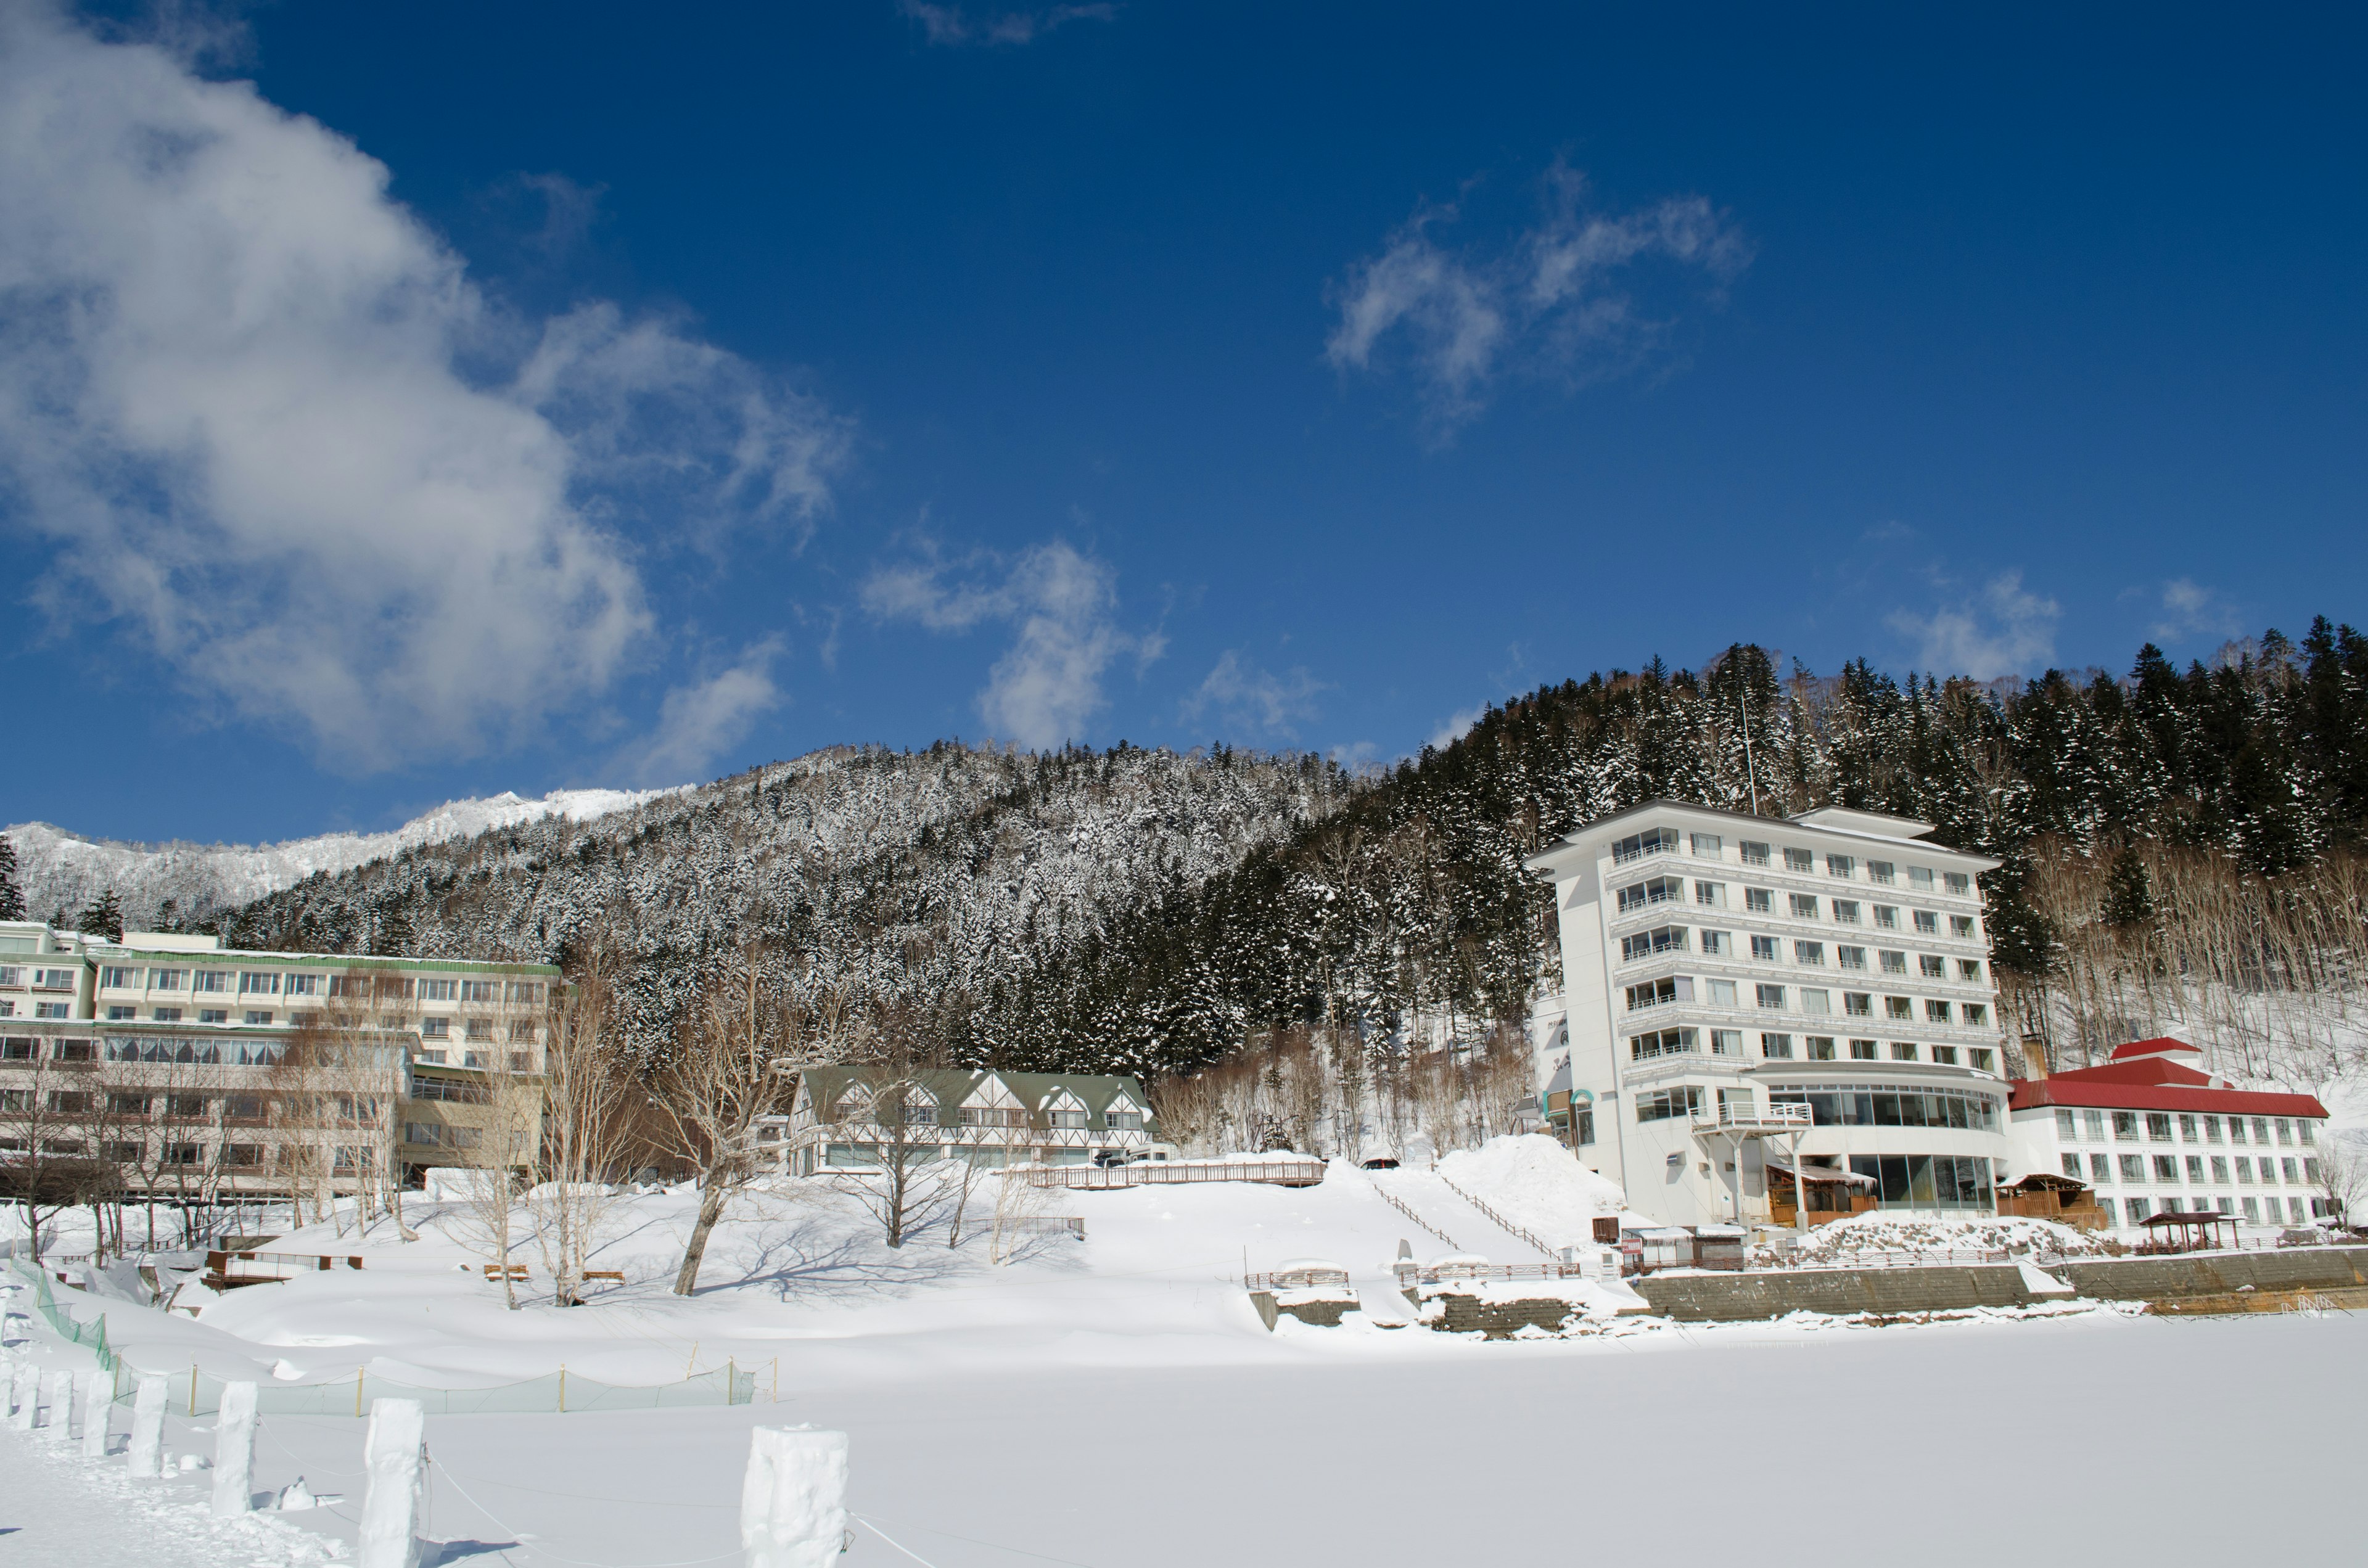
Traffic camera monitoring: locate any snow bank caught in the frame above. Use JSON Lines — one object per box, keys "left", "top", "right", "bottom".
{"left": 1789, "top": 1213, "right": 2115, "bottom": 1263}
{"left": 1433, "top": 1135, "right": 1629, "bottom": 1247}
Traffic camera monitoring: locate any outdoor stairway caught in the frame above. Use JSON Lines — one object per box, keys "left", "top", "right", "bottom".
{"left": 1364, "top": 1169, "right": 1556, "bottom": 1263}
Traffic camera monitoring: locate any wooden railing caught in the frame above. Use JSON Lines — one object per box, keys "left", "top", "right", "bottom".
{"left": 1007, "top": 1159, "right": 1323, "bottom": 1190}
{"left": 1436, "top": 1173, "right": 1560, "bottom": 1260}
{"left": 1364, "top": 1177, "right": 1459, "bottom": 1249}
{"left": 205, "top": 1249, "right": 365, "bottom": 1289}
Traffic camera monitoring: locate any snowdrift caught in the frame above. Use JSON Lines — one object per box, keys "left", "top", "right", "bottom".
{"left": 1433, "top": 1135, "right": 1629, "bottom": 1247}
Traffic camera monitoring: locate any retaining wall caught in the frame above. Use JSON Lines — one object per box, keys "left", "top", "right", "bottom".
{"left": 1632, "top": 1266, "right": 2041, "bottom": 1321}
{"left": 2054, "top": 1247, "right": 2368, "bottom": 1302}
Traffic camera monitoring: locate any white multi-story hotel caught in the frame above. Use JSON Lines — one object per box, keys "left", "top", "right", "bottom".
{"left": 1526, "top": 802, "right": 2012, "bottom": 1229}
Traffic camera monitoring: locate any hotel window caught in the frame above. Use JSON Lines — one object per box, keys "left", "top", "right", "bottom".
{"left": 1611, "top": 827, "right": 1684, "bottom": 864}
{"left": 2125, "top": 1198, "right": 2152, "bottom": 1225}
{"left": 243, "top": 1011, "right": 273, "bottom": 1026}
{"left": 1789, "top": 894, "right": 1820, "bottom": 919}
{"left": 1843, "top": 992, "right": 1872, "bottom": 1016}
{"left": 1885, "top": 996, "right": 1912, "bottom": 1020}
{"left": 2282, "top": 1158, "right": 2298, "bottom": 1182}
{"left": 1751, "top": 935, "right": 1779, "bottom": 961}
{"left": 192, "top": 971, "right": 227, "bottom": 993}
{"left": 1849, "top": 1039, "right": 1878, "bottom": 1061}
{"left": 1931, "top": 1045, "right": 1958, "bottom": 1065}
{"left": 2119, "top": 1154, "right": 2144, "bottom": 1181}
{"left": 419, "top": 979, "right": 458, "bottom": 1003}
{"left": 1690, "top": 833, "right": 1723, "bottom": 858}
{"left": 1760, "top": 1033, "right": 1793, "bottom": 1059}
{"left": 2177, "top": 1114, "right": 2198, "bottom": 1141}
{"left": 2251, "top": 1117, "right": 2271, "bottom": 1143}
{"left": 1957, "top": 959, "right": 1982, "bottom": 982}
{"left": 2113, "top": 1112, "right": 2139, "bottom": 1141}
{"left": 1868, "top": 861, "right": 1896, "bottom": 885}
{"left": 1874, "top": 906, "right": 1900, "bottom": 930}
{"left": 1785, "top": 848, "right": 1814, "bottom": 872}
{"left": 2056, "top": 1107, "right": 2079, "bottom": 1139}
{"left": 238, "top": 972, "right": 279, "bottom": 995}
{"left": 1629, "top": 1028, "right": 1698, "bottom": 1062}
{"left": 106, "top": 1006, "right": 136, "bottom": 1020}
{"left": 1880, "top": 951, "right": 1907, "bottom": 974}
{"left": 1695, "top": 881, "right": 1727, "bottom": 907}
{"left": 2274, "top": 1119, "right": 2293, "bottom": 1146}
{"left": 1616, "top": 877, "right": 1686, "bottom": 913}
{"left": 1944, "top": 872, "right": 1971, "bottom": 895}
{"left": 2147, "top": 1114, "right": 2173, "bottom": 1141}
{"left": 1799, "top": 989, "right": 1831, "bottom": 1015}
{"left": 197, "top": 1009, "right": 228, "bottom": 1024}
{"left": 101, "top": 966, "right": 140, "bottom": 989}
{"left": 2090, "top": 1153, "right": 2112, "bottom": 1183}
{"left": 1919, "top": 955, "right": 1946, "bottom": 978}
{"left": 283, "top": 973, "right": 321, "bottom": 996}
{"left": 1740, "top": 840, "right": 1771, "bottom": 867}
{"left": 1909, "top": 867, "right": 1935, "bottom": 890}
{"left": 1807, "top": 1036, "right": 1837, "bottom": 1061}
{"left": 1826, "top": 855, "right": 1854, "bottom": 879}
{"left": 2061, "top": 1154, "right": 2082, "bottom": 1180}
{"left": 461, "top": 980, "right": 500, "bottom": 1003}
{"left": 1636, "top": 1086, "right": 1704, "bottom": 1123}
{"left": 33, "top": 968, "right": 77, "bottom": 990}
{"left": 2084, "top": 1110, "right": 2107, "bottom": 1140}
{"left": 2306, "top": 1158, "right": 2321, "bottom": 1184}
{"left": 1837, "top": 946, "right": 1867, "bottom": 971}
{"left": 1706, "top": 979, "right": 1738, "bottom": 1006}
{"left": 1890, "top": 1042, "right": 1918, "bottom": 1062}
{"left": 1625, "top": 977, "right": 1688, "bottom": 1012}
{"left": 1756, "top": 984, "right": 1786, "bottom": 1010}
{"left": 2229, "top": 1118, "right": 2248, "bottom": 1145}
{"left": 1746, "top": 889, "right": 1774, "bottom": 913}
{"left": 1951, "top": 916, "right": 1976, "bottom": 938}
{"left": 153, "top": 1007, "right": 181, "bottom": 1022}
{"left": 2300, "top": 1122, "right": 2316, "bottom": 1146}
{"left": 1913, "top": 911, "right": 1939, "bottom": 934}
{"left": 2153, "top": 1155, "right": 2179, "bottom": 1181}
{"left": 2242, "top": 1197, "right": 2261, "bottom": 1221}
{"left": 1700, "top": 931, "right": 1730, "bottom": 957}
{"left": 1963, "top": 1003, "right": 1988, "bottom": 1027}
{"left": 507, "top": 982, "right": 546, "bottom": 1005}
{"left": 464, "top": 1019, "right": 495, "bottom": 1042}
{"left": 1925, "top": 999, "right": 1952, "bottom": 1024}
{"left": 0, "top": 966, "right": 18, "bottom": 987}
{"left": 1794, "top": 941, "right": 1825, "bottom": 966}
{"left": 509, "top": 1051, "right": 533, "bottom": 1073}
{"left": 2186, "top": 1156, "right": 2206, "bottom": 1181}
{"left": 2203, "top": 1116, "right": 2222, "bottom": 1143}
{"left": 1710, "top": 1030, "right": 1745, "bottom": 1057}
{"left": 419, "top": 1017, "right": 450, "bottom": 1040}
{"left": 1621, "top": 926, "right": 1689, "bottom": 962}
{"left": 1832, "top": 900, "right": 1861, "bottom": 925}
{"left": 1969, "top": 1048, "right": 1994, "bottom": 1071}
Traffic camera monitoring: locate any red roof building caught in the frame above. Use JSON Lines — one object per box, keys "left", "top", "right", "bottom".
{"left": 2004, "top": 1038, "right": 2334, "bottom": 1231}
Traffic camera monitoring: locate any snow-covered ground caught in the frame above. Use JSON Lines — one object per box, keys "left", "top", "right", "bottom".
{"left": 8, "top": 1155, "right": 2366, "bottom": 1566}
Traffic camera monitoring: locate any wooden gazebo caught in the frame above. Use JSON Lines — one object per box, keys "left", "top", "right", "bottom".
{"left": 2136, "top": 1209, "right": 2238, "bottom": 1255}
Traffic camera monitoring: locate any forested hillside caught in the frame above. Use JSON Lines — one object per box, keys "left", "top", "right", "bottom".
{"left": 139, "top": 615, "right": 2368, "bottom": 1090}
{"left": 978, "top": 620, "right": 2368, "bottom": 1082}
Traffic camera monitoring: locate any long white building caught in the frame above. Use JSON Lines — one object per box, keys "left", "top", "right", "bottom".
{"left": 1526, "top": 802, "right": 2012, "bottom": 1229}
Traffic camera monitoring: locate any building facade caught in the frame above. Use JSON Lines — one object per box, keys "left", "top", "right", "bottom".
{"left": 0, "top": 920, "right": 559, "bottom": 1199}
{"left": 768, "top": 1067, "right": 1156, "bottom": 1176}
{"left": 2004, "top": 1038, "right": 2333, "bottom": 1230}
{"left": 1526, "top": 802, "right": 2013, "bottom": 1229}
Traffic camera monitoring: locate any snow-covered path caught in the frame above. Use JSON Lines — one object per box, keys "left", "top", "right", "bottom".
{"left": 0, "top": 1418, "right": 342, "bottom": 1567}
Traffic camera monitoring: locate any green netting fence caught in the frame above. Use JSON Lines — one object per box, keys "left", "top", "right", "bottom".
{"left": 6, "top": 1261, "right": 757, "bottom": 1414}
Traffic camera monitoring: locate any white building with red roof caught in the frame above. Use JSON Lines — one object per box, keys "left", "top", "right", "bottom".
{"left": 2005, "top": 1038, "right": 2333, "bottom": 1231}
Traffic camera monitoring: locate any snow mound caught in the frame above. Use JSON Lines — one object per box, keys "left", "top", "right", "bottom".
{"left": 1790, "top": 1213, "right": 2114, "bottom": 1263}
{"left": 1434, "top": 1135, "right": 1629, "bottom": 1249}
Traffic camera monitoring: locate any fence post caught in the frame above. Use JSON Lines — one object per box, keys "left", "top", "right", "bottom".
{"left": 360, "top": 1398, "right": 427, "bottom": 1568}
{"left": 128, "top": 1373, "right": 169, "bottom": 1477}
{"left": 210, "top": 1381, "right": 258, "bottom": 1517}
{"left": 739, "top": 1426, "right": 849, "bottom": 1568}
{"left": 80, "top": 1369, "right": 112, "bottom": 1459}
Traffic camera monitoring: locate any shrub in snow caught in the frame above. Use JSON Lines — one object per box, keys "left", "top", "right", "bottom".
{"left": 1788, "top": 1213, "right": 2114, "bottom": 1264}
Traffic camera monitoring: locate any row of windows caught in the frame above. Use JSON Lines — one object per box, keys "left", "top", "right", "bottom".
{"left": 0, "top": 967, "right": 81, "bottom": 990}
{"left": 1767, "top": 1087, "right": 2003, "bottom": 1131}
{"left": 0, "top": 1000, "right": 77, "bottom": 1020}
{"left": 91, "top": 967, "right": 546, "bottom": 1004}
{"left": 1616, "top": 878, "right": 1978, "bottom": 939}
{"left": 1621, "top": 975, "right": 1989, "bottom": 1028}
{"left": 1626, "top": 1027, "right": 1997, "bottom": 1073}
{"left": 1620, "top": 924, "right": 1985, "bottom": 982}
{"left": 2050, "top": 1107, "right": 2312, "bottom": 1147}
{"left": 2060, "top": 1151, "right": 2321, "bottom": 1187}
{"left": 1607, "top": 831, "right": 1973, "bottom": 897}
{"left": 2120, "top": 1196, "right": 2330, "bottom": 1226}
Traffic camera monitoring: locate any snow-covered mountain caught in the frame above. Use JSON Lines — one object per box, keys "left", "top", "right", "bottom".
{"left": 6, "top": 787, "right": 680, "bottom": 927}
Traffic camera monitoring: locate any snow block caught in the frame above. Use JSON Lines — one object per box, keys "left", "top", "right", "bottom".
{"left": 80, "top": 1368, "right": 113, "bottom": 1458}
{"left": 740, "top": 1425, "right": 850, "bottom": 1568}
{"left": 211, "top": 1381, "right": 258, "bottom": 1517}
{"left": 128, "top": 1374, "right": 169, "bottom": 1477}
{"left": 360, "top": 1397, "right": 428, "bottom": 1568}
{"left": 38, "top": 1368, "right": 69, "bottom": 1430}
{"left": 9, "top": 1362, "right": 38, "bottom": 1429}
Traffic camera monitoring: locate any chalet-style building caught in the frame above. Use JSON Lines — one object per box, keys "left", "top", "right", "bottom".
{"left": 764, "top": 1067, "right": 1156, "bottom": 1176}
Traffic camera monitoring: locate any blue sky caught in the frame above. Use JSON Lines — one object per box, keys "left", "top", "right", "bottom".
{"left": 2, "top": 1, "right": 2362, "bottom": 844}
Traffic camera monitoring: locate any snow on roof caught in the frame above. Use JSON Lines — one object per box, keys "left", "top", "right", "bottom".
{"left": 1278, "top": 1258, "right": 1347, "bottom": 1273}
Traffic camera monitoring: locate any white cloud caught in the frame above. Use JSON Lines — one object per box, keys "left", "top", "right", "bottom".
{"left": 0, "top": 7, "right": 845, "bottom": 770}
{"left": 1182, "top": 651, "right": 1326, "bottom": 738}
{"left": 897, "top": 1, "right": 1114, "bottom": 46}
{"left": 1326, "top": 163, "right": 1750, "bottom": 437}
{"left": 1887, "top": 571, "right": 2062, "bottom": 680}
{"left": 1428, "top": 704, "right": 1486, "bottom": 752}
{"left": 861, "top": 540, "right": 1155, "bottom": 747}
{"left": 2140, "top": 577, "right": 2240, "bottom": 645}
{"left": 612, "top": 640, "right": 785, "bottom": 786}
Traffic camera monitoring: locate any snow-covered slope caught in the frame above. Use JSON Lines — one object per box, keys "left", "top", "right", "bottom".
{"left": 6, "top": 787, "right": 678, "bottom": 925}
